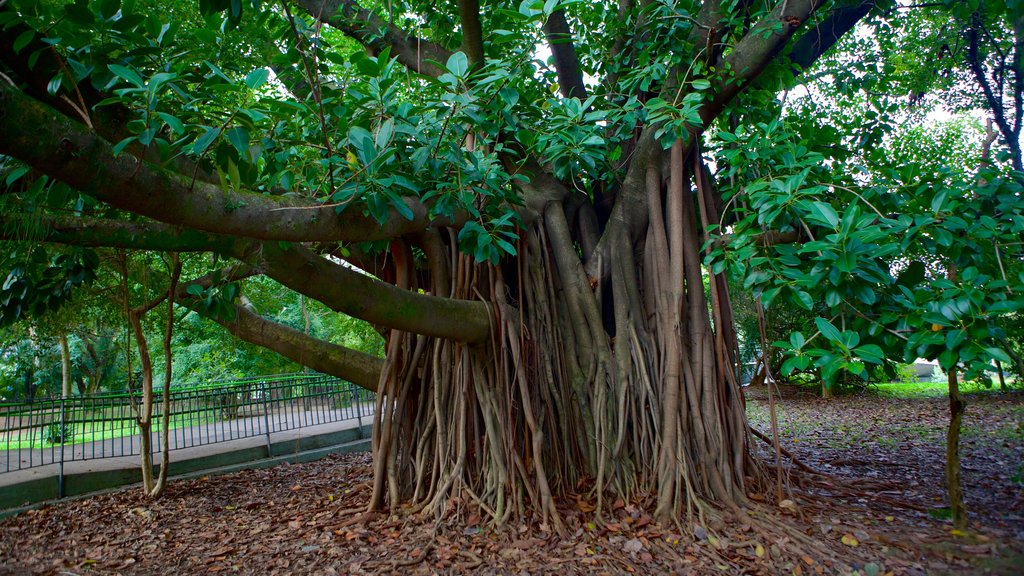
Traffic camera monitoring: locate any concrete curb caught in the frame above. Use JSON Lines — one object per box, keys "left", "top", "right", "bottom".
{"left": 0, "top": 424, "right": 371, "bottom": 518}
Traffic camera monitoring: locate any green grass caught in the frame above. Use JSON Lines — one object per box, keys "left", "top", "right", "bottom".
{"left": 0, "top": 411, "right": 221, "bottom": 451}
{"left": 872, "top": 379, "right": 1011, "bottom": 398}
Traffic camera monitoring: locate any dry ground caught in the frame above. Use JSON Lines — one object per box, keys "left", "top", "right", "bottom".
{"left": 0, "top": 386, "right": 1021, "bottom": 575}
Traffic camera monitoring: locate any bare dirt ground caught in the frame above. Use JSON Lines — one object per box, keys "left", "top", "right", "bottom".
{"left": 0, "top": 387, "right": 1021, "bottom": 575}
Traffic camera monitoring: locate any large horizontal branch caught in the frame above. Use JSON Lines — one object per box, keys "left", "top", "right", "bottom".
{"left": 208, "top": 302, "right": 384, "bottom": 391}
{"left": 296, "top": 0, "right": 453, "bottom": 78}
{"left": 0, "top": 4, "right": 217, "bottom": 184}
{"left": 258, "top": 242, "right": 491, "bottom": 343}
{"left": 1, "top": 211, "right": 492, "bottom": 343}
{"left": 0, "top": 82, "right": 443, "bottom": 243}
{"left": 0, "top": 213, "right": 242, "bottom": 253}
{"left": 175, "top": 267, "right": 382, "bottom": 390}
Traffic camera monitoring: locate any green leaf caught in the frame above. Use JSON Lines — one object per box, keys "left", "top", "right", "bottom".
{"left": 147, "top": 72, "right": 176, "bottom": 95}
{"left": 790, "top": 331, "right": 805, "bottom": 350}
{"left": 931, "top": 190, "right": 948, "bottom": 213}
{"left": 938, "top": 349, "right": 958, "bottom": 371}
{"left": 193, "top": 126, "right": 221, "bottom": 155}
{"left": 46, "top": 73, "right": 63, "bottom": 96}
{"left": 985, "top": 347, "right": 1012, "bottom": 364}
{"left": 13, "top": 30, "right": 35, "bottom": 54}
{"left": 375, "top": 118, "right": 395, "bottom": 149}
{"left": 759, "top": 286, "right": 781, "bottom": 308}
{"left": 854, "top": 344, "right": 885, "bottom": 364}
{"left": 809, "top": 201, "right": 839, "bottom": 228}
{"left": 108, "top": 64, "right": 145, "bottom": 88}
{"left": 348, "top": 126, "right": 376, "bottom": 164}
{"left": 446, "top": 52, "right": 469, "bottom": 78}
{"left": 245, "top": 68, "right": 269, "bottom": 89}
{"left": 156, "top": 112, "right": 184, "bottom": 135}
{"left": 390, "top": 195, "right": 414, "bottom": 220}
{"left": 4, "top": 167, "right": 30, "bottom": 186}
{"left": 112, "top": 136, "right": 136, "bottom": 156}
{"left": 137, "top": 127, "right": 157, "bottom": 146}
{"left": 987, "top": 300, "right": 1021, "bottom": 314}
{"left": 815, "top": 317, "right": 842, "bottom": 344}
{"left": 99, "top": 0, "right": 122, "bottom": 19}
{"left": 792, "top": 289, "right": 814, "bottom": 311}
{"left": 225, "top": 126, "right": 250, "bottom": 158}
{"left": 896, "top": 261, "right": 926, "bottom": 287}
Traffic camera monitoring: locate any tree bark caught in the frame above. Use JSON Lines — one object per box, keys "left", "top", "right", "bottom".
{"left": 947, "top": 368, "right": 967, "bottom": 529}
{"left": 59, "top": 331, "right": 72, "bottom": 400}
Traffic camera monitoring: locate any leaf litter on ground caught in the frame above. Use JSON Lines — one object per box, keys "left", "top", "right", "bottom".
{"left": 0, "top": 386, "right": 1020, "bottom": 575}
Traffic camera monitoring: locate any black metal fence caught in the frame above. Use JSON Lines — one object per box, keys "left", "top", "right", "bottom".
{"left": 0, "top": 373, "right": 374, "bottom": 476}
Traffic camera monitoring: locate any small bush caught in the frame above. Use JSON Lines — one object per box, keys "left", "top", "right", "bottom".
{"left": 895, "top": 363, "right": 919, "bottom": 385}
{"left": 44, "top": 421, "right": 73, "bottom": 444}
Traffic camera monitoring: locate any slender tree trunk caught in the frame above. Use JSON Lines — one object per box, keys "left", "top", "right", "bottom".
{"left": 59, "top": 331, "right": 72, "bottom": 399}
{"left": 126, "top": 254, "right": 181, "bottom": 499}
{"left": 128, "top": 304, "right": 157, "bottom": 494}
{"left": 946, "top": 367, "right": 967, "bottom": 529}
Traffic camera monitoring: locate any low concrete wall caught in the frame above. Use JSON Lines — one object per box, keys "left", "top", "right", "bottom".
{"left": 0, "top": 424, "right": 371, "bottom": 516}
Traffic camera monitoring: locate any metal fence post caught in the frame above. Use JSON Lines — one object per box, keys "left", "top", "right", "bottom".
{"left": 58, "top": 397, "right": 65, "bottom": 498}
{"left": 261, "top": 381, "right": 272, "bottom": 457}
{"left": 355, "top": 384, "right": 364, "bottom": 439}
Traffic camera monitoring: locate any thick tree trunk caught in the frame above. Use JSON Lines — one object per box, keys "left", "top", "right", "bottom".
{"left": 367, "top": 144, "right": 750, "bottom": 528}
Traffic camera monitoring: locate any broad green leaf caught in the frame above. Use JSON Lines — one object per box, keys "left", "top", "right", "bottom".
{"left": 112, "top": 136, "right": 136, "bottom": 156}
{"left": 108, "top": 64, "right": 145, "bottom": 88}
{"left": 854, "top": 344, "right": 884, "bottom": 364}
{"left": 13, "top": 30, "right": 35, "bottom": 54}
{"left": 814, "top": 317, "right": 842, "bottom": 344}
{"left": 4, "top": 167, "right": 30, "bottom": 186}
{"left": 193, "top": 126, "right": 221, "bottom": 155}
{"left": 46, "top": 73, "right": 63, "bottom": 95}
{"left": 156, "top": 112, "right": 184, "bottom": 135}
{"left": 792, "top": 289, "right": 814, "bottom": 311}
{"left": 446, "top": 52, "right": 469, "bottom": 78}
{"left": 245, "top": 68, "right": 269, "bottom": 89}
{"left": 985, "top": 347, "right": 1012, "bottom": 364}
{"left": 225, "top": 126, "right": 250, "bottom": 158}
{"left": 809, "top": 201, "right": 839, "bottom": 228}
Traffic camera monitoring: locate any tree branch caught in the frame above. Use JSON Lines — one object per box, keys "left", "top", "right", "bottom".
{"left": 0, "top": 213, "right": 241, "bottom": 253}
{"left": 0, "top": 3, "right": 216, "bottom": 183}
{"left": 967, "top": 12, "right": 1024, "bottom": 172}
{"left": 0, "top": 82, "right": 446, "bottom": 243}
{"left": 0, "top": 211, "right": 492, "bottom": 343}
{"left": 458, "top": 0, "right": 485, "bottom": 66}
{"left": 788, "top": 0, "right": 876, "bottom": 73}
{"left": 544, "top": 9, "right": 588, "bottom": 99}
{"left": 587, "top": 0, "right": 835, "bottom": 279}
{"left": 257, "top": 242, "right": 491, "bottom": 344}
{"left": 180, "top": 295, "right": 384, "bottom": 391}
{"left": 295, "top": 0, "right": 453, "bottom": 78}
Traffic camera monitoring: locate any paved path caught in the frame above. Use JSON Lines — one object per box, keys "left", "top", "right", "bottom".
{"left": 0, "top": 404, "right": 374, "bottom": 488}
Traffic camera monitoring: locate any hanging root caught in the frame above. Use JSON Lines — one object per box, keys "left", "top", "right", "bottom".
{"left": 363, "top": 145, "right": 791, "bottom": 547}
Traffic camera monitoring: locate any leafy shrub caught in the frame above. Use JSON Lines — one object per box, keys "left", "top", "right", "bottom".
{"left": 44, "top": 421, "right": 73, "bottom": 444}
